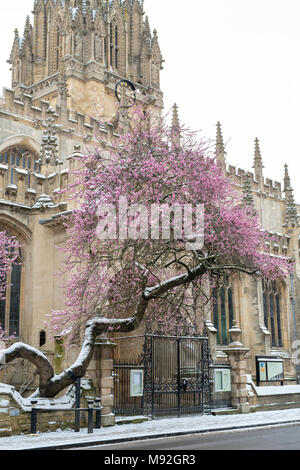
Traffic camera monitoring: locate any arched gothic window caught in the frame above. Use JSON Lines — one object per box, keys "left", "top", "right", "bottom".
{"left": 0, "top": 147, "right": 40, "bottom": 189}
{"left": 115, "top": 26, "right": 119, "bottom": 69}
{"left": 109, "top": 22, "right": 120, "bottom": 71}
{"left": 56, "top": 28, "right": 61, "bottom": 70}
{"left": 0, "top": 247, "right": 22, "bottom": 337}
{"left": 262, "top": 280, "right": 282, "bottom": 348}
{"left": 212, "top": 283, "right": 234, "bottom": 346}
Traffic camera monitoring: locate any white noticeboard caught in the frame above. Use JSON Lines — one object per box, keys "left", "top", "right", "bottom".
{"left": 267, "top": 361, "right": 283, "bottom": 381}
{"left": 130, "top": 369, "right": 144, "bottom": 397}
{"left": 214, "top": 369, "right": 231, "bottom": 392}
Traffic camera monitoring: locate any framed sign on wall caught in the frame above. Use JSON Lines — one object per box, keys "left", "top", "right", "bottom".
{"left": 130, "top": 369, "right": 144, "bottom": 397}
{"left": 214, "top": 368, "right": 231, "bottom": 392}
{"left": 256, "top": 356, "right": 284, "bottom": 386}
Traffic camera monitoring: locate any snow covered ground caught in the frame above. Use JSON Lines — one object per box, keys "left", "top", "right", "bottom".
{"left": 2, "top": 408, "right": 300, "bottom": 449}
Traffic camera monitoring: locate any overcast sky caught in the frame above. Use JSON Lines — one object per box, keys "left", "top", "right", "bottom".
{"left": 0, "top": 0, "right": 299, "bottom": 200}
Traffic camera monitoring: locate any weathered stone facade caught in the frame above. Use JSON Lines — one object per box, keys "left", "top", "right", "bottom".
{"left": 210, "top": 125, "right": 300, "bottom": 392}
{"left": 0, "top": 0, "right": 163, "bottom": 393}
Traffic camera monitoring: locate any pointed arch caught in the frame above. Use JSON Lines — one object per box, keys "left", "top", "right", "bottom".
{"left": 0, "top": 137, "right": 40, "bottom": 191}
{"left": 0, "top": 135, "right": 40, "bottom": 157}
{"left": 34, "top": 0, "right": 47, "bottom": 60}
{"left": 262, "top": 279, "right": 286, "bottom": 348}
{"left": 212, "top": 279, "right": 234, "bottom": 346}
{"left": 109, "top": 14, "right": 125, "bottom": 74}
{"left": 0, "top": 214, "right": 31, "bottom": 245}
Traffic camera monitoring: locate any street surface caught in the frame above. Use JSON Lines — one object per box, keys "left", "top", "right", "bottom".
{"left": 75, "top": 424, "right": 300, "bottom": 450}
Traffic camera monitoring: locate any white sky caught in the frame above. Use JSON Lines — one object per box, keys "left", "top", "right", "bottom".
{"left": 0, "top": 0, "right": 299, "bottom": 200}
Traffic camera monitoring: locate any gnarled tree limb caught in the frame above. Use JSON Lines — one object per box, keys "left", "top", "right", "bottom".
{"left": 1, "top": 262, "right": 209, "bottom": 397}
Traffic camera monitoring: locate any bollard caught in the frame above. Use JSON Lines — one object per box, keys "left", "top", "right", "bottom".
{"left": 75, "top": 378, "right": 81, "bottom": 433}
{"left": 87, "top": 400, "right": 94, "bottom": 434}
{"left": 30, "top": 399, "right": 38, "bottom": 435}
{"left": 95, "top": 398, "right": 102, "bottom": 429}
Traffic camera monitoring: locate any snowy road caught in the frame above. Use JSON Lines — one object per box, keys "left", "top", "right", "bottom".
{"left": 77, "top": 424, "right": 300, "bottom": 450}
{"left": 3, "top": 408, "right": 300, "bottom": 450}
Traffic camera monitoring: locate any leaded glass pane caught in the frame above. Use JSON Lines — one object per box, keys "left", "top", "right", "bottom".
{"left": 212, "top": 284, "right": 234, "bottom": 346}
{"left": 0, "top": 298, "right": 5, "bottom": 331}
{"left": 262, "top": 280, "right": 283, "bottom": 348}
{"left": 269, "top": 293, "right": 276, "bottom": 347}
{"left": 9, "top": 263, "right": 21, "bottom": 337}
{"left": 276, "top": 294, "right": 282, "bottom": 347}
{"left": 0, "top": 147, "right": 37, "bottom": 190}
{"left": 212, "top": 288, "right": 220, "bottom": 344}
{"left": 228, "top": 288, "right": 234, "bottom": 329}
{"left": 220, "top": 287, "right": 228, "bottom": 345}
{"left": 263, "top": 291, "right": 268, "bottom": 330}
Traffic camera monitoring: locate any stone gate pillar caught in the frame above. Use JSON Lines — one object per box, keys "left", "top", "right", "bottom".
{"left": 225, "top": 322, "right": 250, "bottom": 414}
{"left": 87, "top": 339, "right": 116, "bottom": 427}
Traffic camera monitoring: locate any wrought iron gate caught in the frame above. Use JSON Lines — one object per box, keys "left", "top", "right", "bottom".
{"left": 113, "top": 329, "right": 211, "bottom": 418}
{"left": 143, "top": 333, "right": 210, "bottom": 417}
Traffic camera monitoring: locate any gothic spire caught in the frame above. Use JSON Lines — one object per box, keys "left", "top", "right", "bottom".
{"left": 171, "top": 103, "right": 180, "bottom": 130}
{"left": 144, "top": 16, "right": 151, "bottom": 38}
{"left": 253, "top": 138, "right": 264, "bottom": 182}
{"left": 171, "top": 103, "right": 180, "bottom": 146}
{"left": 284, "top": 163, "right": 291, "bottom": 193}
{"left": 285, "top": 190, "right": 299, "bottom": 228}
{"left": 283, "top": 164, "right": 299, "bottom": 227}
{"left": 23, "top": 15, "right": 31, "bottom": 37}
{"left": 215, "top": 121, "right": 226, "bottom": 165}
{"left": 8, "top": 29, "right": 21, "bottom": 63}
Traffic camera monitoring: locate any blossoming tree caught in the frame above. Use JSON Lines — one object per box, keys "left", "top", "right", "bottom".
{"left": 1, "top": 111, "right": 292, "bottom": 397}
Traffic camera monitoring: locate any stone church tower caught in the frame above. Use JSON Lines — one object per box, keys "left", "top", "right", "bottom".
{"left": 8, "top": 0, "right": 163, "bottom": 116}
{"left": 2, "top": 1, "right": 300, "bottom": 419}
{"left": 0, "top": 0, "right": 163, "bottom": 393}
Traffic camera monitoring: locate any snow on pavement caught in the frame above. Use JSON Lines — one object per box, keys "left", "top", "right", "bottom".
{"left": 2, "top": 408, "right": 300, "bottom": 449}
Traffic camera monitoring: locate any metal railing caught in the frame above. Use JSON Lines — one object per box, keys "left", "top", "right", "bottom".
{"left": 30, "top": 398, "right": 102, "bottom": 435}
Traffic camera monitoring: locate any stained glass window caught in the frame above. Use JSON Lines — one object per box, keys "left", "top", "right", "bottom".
{"left": 0, "top": 247, "right": 22, "bottom": 337}
{"left": 212, "top": 284, "right": 234, "bottom": 346}
{"left": 39, "top": 330, "right": 46, "bottom": 348}
{"left": 0, "top": 295, "right": 6, "bottom": 331}
{"left": 0, "top": 147, "right": 38, "bottom": 189}
{"left": 9, "top": 262, "right": 21, "bottom": 337}
{"left": 109, "top": 22, "right": 120, "bottom": 71}
{"left": 262, "top": 280, "right": 282, "bottom": 348}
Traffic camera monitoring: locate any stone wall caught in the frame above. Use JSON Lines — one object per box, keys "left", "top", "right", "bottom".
{"left": 0, "top": 378, "right": 113, "bottom": 437}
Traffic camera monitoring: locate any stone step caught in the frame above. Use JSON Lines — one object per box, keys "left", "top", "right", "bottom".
{"left": 211, "top": 408, "right": 239, "bottom": 416}
{"left": 0, "top": 427, "right": 12, "bottom": 437}
{"left": 251, "top": 402, "right": 300, "bottom": 412}
{"left": 116, "top": 415, "right": 149, "bottom": 425}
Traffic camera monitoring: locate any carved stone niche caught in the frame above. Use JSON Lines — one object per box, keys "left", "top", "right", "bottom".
{"left": 34, "top": 119, "right": 43, "bottom": 129}
{"left": 5, "top": 184, "right": 18, "bottom": 199}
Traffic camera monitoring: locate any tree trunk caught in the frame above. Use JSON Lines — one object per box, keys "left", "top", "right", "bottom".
{"left": 1, "top": 263, "right": 207, "bottom": 398}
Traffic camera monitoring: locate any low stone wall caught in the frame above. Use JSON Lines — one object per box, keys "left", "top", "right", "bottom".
{"left": 249, "top": 392, "right": 300, "bottom": 406}
{"left": 247, "top": 380, "right": 300, "bottom": 411}
{"left": 0, "top": 379, "right": 114, "bottom": 437}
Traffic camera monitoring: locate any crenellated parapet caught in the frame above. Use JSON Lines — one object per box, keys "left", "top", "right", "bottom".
{"left": 0, "top": 86, "right": 131, "bottom": 143}
{"left": 226, "top": 164, "right": 283, "bottom": 200}
{"left": 0, "top": 144, "right": 81, "bottom": 211}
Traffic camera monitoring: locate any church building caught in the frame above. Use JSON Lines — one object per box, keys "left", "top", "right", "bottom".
{"left": 0, "top": 0, "right": 300, "bottom": 417}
